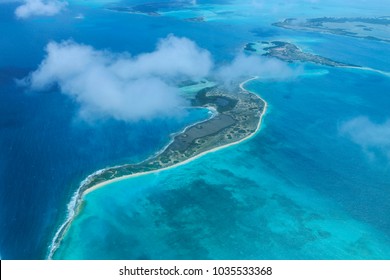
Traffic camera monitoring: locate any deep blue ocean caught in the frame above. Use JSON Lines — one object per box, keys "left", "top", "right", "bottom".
{"left": 1, "top": 0, "right": 390, "bottom": 259}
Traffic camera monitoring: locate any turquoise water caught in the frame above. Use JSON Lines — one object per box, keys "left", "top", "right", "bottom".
{"left": 53, "top": 1, "right": 390, "bottom": 260}
{"left": 1, "top": 0, "right": 243, "bottom": 259}
{"left": 54, "top": 65, "right": 390, "bottom": 259}
{"left": 2, "top": 0, "right": 390, "bottom": 259}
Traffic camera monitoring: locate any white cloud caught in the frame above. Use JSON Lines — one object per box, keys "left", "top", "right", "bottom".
{"left": 216, "top": 53, "right": 298, "bottom": 87}
{"left": 0, "top": 0, "right": 20, "bottom": 3}
{"left": 23, "top": 35, "right": 297, "bottom": 122}
{"left": 24, "top": 35, "right": 213, "bottom": 122}
{"left": 340, "top": 116, "right": 390, "bottom": 160}
{"left": 15, "top": 0, "right": 67, "bottom": 19}
{"left": 110, "top": 36, "right": 212, "bottom": 82}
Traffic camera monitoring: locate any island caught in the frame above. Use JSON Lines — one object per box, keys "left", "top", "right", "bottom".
{"left": 106, "top": 1, "right": 207, "bottom": 22}
{"left": 86, "top": 83, "right": 264, "bottom": 189}
{"left": 273, "top": 17, "right": 390, "bottom": 43}
{"left": 244, "top": 41, "right": 358, "bottom": 67}
{"left": 48, "top": 80, "right": 266, "bottom": 258}
{"left": 185, "top": 16, "right": 206, "bottom": 22}
{"left": 84, "top": 85, "right": 264, "bottom": 192}
{"left": 106, "top": 1, "right": 193, "bottom": 16}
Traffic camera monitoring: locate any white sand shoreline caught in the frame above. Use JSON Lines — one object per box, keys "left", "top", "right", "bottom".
{"left": 343, "top": 65, "right": 390, "bottom": 77}
{"left": 47, "top": 77, "right": 266, "bottom": 259}
{"left": 84, "top": 77, "right": 266, "bottom": 195}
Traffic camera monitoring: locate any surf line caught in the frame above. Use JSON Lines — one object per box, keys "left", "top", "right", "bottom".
{"left": 342, "top": 65, "right": 390, "bottom": 77}
{"left": 47, "top": 77, "right": 267, "bottom": 259}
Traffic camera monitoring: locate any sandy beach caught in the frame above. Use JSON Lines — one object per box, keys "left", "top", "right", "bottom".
{"left": 48, "top": 77, "right": 267, "bottom": 259}
{"left": 342, "top": 65, "right": 390, "bottom": 77}
{"left": 84, "top": 77, "right": 266, "bottom": 195}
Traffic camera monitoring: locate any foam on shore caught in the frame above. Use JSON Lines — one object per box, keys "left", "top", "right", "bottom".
{"left": 343, "top": 65, "right": 390, "bottom": 77}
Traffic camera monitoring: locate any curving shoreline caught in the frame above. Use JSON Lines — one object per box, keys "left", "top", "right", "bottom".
{"left": 86, "top": 77, "right": 265, "bottom": 194}
{"left": 47, "top": 77, "right": 267, "bottom": 259}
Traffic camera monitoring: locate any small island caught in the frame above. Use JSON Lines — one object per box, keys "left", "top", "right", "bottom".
{"left": 82, "top": 84, "right": 264, "bottom": 193}
{"left": 273, "top": 17, "right": 390, "bottom": 43}
{"left": 107, "top": 1, "right": 193, "bottom": 17}
{"left": 106, "top": 1, "right": 207, "bottom": 22}
{"left": 185, "top": 16, "right": 205, "bottom": 22}
{"left": 245, "top": 41, "right": 358, "bottom": 67}
{"left": 48, "top": 80, "right": 266, "bottom": 258}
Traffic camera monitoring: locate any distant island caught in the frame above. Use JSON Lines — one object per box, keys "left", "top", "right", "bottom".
{"left": 245, "top": 41, "right": 358, "bottom": 67}
{"left": 49, "top": 80, "right": 266, "bottom": 258}
{"left": 107, "top": 1, "right": 194, "bottom": 18}
{"left": 273, "top": 17, "right": 390, "bottom": 43}
{"left": 105, "top": 1, "right": 207, "bottom": 22}
{"left": 185, "top": 16, "right": 205, "bottom": 22}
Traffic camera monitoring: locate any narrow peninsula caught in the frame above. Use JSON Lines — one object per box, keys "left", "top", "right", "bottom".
{"left": 48, "top": 80, "right": 266, "bottom": 259}
{"left": 82, "top": 85, "right": 264, "bottom": 193}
